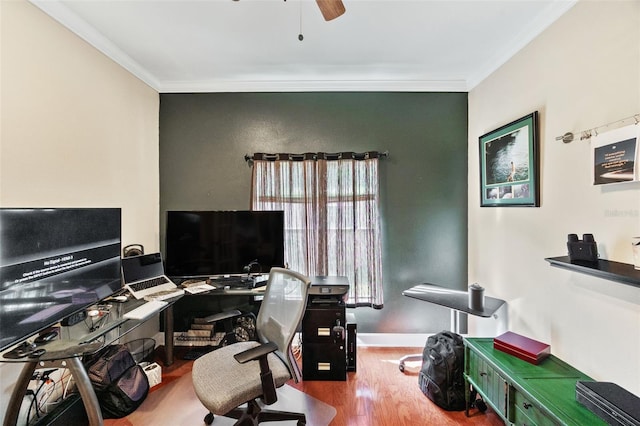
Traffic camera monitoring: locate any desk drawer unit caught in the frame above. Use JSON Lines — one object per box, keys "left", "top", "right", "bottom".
{"left": 466, "top": 346, "right": 509, "bottom": 419}
{"left": 302, "top": 342, "right": 346, "bottom": 381}
{"left": 512, "top": 389, "right": 555, "bottom": 426}
{"left": 302, "top": 304, "right": 346, "bottom": 381}
{"left": 464, "top": 338, "right": 606, "bottom": 426}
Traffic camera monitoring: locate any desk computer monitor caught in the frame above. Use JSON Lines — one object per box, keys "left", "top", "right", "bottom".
{"left": 0, "top": 208, "right": 121, "bottom": 353}
{"left": 165, "top": 210, "right": 285, "bottom": 279}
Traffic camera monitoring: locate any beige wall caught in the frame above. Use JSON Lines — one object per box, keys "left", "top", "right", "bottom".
{"left": 0, "top": 0, "right": 159, "bottom": 419}
{"left": 469, "top": 0, "right": 640, "bottom": 395}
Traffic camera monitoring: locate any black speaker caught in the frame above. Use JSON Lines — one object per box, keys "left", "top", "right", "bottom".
{"left": 346, "top": 318, "right": 357, "bottom": 372}
{"left": 123, "top": 244, "right": 144, "bottom": 257}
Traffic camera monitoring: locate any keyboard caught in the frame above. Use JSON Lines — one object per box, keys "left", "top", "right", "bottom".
{"left": 143, "top": 288, "right": 185, "bottom": 301}
{"left": 176, "top": 332, "right": 225, "bottom": 346}
{"left": 124, "top": 300, "right": 168, "bottom": 320}
{"left": 128, "top": 276, "right": 170, "bottom": 292}
{"left": 209, "top": 277, "right": 254, "bottom": 289}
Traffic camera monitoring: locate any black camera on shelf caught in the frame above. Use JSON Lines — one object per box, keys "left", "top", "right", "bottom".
{"left": 567, "top": 233, "right": 599, "bottom": 263}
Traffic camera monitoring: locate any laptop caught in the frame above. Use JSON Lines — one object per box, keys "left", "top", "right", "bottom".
{"left": 121, "top": 252, "right": 184, "bottom": 301}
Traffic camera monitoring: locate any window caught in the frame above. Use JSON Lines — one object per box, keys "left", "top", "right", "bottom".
{"left": 251, "top": 153, "right": 384, "bottom": 308}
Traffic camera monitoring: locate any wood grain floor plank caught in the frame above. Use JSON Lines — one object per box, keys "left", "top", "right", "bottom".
{"left": 104, "top": 345, "right": 503, "bottom": 425}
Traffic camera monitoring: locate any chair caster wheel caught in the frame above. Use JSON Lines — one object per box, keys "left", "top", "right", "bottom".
{"left": 296, "top": 421, "right": 306, "bottom": 426}
{"left": 476, "top": 399, "right": 487, "bottom": 412}
{"left": 204, "top": 412, "right": 214, "bottom": 425}
{"left": 399, "top": 363, "right": 405, "bottom": 372}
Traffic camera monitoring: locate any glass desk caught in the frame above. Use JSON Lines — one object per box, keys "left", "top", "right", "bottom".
{"left": 0, "top": 296, "right": 180, "bottom": 426}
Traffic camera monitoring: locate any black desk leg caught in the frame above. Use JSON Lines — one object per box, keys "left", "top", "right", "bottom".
{"left": 164, "top": 305, "right": 174, "bottom": 366}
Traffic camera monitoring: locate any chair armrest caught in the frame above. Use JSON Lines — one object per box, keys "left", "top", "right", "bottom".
{"left": 202, "top": 309, "right": 242, "bottom": 323}
{"left": 234, "top": 342, "right": 278, "bottom": 364}
{"left": 234, "top": 341, "right": 279, "bottom": 405}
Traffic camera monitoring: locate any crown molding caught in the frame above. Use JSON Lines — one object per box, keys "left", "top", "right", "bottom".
{"left": 467, "top": 0, "right": 578, "bottom": 90}
{"left": 30, "top": 0, "right": 161, "bottom": 91}
{"left": 158, "top": 79, "right": 469, "bottom": 93}
{"left": 30, "top": 0, "right": 577, "bottom": 94}
{"left": 28, "top": 0, "right": 468, "bottom": 93}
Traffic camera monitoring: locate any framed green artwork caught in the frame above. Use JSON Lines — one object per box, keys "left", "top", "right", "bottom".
{"left": 479, "top": 111, "right": 539, "bottom": 207}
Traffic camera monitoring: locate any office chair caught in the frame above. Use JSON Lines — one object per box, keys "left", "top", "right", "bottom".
{"left": 191, "top": 267, "right": 311, "bottom": 426}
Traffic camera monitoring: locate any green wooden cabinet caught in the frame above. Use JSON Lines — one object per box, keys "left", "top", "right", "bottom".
{"left": 464, "top": 338, "right": 605, "bottom": 426}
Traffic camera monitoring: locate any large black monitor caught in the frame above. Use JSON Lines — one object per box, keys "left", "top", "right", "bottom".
{"left": 0, "top": 208, "right": 121, "bottom": 352}
{"left": 165, "top": 210, "right": 285, "bottom": 278}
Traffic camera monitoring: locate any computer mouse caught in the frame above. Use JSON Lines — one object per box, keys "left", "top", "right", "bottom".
{"left": 4, "top": 342, "right": 37, "bottom": 358}
{"left": 112, "top": 295, "right": 128, "bottom": 302}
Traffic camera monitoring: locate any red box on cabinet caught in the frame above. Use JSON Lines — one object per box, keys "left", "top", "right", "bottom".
{"left": 493, "top": 331, "right": 550, "bottom": 365}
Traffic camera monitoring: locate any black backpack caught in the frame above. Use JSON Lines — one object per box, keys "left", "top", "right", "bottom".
{"left": 418, "top": 331, "right": 466, "bottom": 411}
{"left": 84, "top": 344, "right": 149, "bottom": 418}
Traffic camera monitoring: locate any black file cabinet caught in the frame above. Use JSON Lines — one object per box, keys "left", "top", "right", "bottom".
{"left": 302, "top": 303, "right": 347, "bottom": 381}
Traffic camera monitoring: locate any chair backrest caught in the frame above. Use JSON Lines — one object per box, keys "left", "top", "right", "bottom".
{"left": 256, "top": 267, "right": 311, "bottom": 382}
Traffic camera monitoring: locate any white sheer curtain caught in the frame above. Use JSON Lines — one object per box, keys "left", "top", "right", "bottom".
{"left": 250, "top": 154, "right": 384, "bottom": 308}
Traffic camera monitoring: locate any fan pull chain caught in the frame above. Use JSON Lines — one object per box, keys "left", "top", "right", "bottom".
{"left": 298, "top": 0, "right": 304, "bottom": 41}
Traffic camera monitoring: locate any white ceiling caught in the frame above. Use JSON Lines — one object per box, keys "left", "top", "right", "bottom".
{"left": 31, "top": 0, "right": 577, "bottom": 93}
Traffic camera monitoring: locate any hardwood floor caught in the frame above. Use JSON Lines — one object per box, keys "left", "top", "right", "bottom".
{"left": 113, "top": 345, "right": 504, "bottom": 426}
{"left": 289, "top": 346, "right": 503, "bottom": 426}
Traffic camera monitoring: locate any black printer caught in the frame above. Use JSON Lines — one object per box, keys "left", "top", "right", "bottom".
{"left": 307, "top": 275, "right": 349, "bottom": 304}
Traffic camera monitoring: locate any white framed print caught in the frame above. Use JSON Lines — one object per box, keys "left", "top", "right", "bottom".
{"left": 592, "top": 123, "right": 639, "bottom": 185}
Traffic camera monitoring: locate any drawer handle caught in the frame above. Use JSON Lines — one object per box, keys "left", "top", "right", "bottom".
{"left": 479, "top": 372, "right": 487, "bottom": 377}
{"left": 522, "top": 402, "right": 532, "bottom": 410}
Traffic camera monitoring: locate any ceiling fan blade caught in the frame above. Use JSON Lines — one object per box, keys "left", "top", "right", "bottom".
{"left": 316, "top": 0, "right": 346, "bottom": 21}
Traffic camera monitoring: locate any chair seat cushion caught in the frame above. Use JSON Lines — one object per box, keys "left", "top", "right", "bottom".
{"left": 192, "top": 341, "right": 292, "bottom": 416}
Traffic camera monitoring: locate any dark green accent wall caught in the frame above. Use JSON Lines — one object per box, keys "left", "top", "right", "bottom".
{"left": 159, "top": 92, "right": 468, "bottom": 333}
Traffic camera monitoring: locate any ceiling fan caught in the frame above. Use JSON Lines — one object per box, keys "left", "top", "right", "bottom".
{"left": 256, "top": 0, "right": 345, "bottom": 22}
{"left": 315, "top": 0, "right": 346, "bottom": 21}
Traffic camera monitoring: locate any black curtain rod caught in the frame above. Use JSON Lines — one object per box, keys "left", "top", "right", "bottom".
{"left": 244, "top": 151, "right": 389, "bottom": 164}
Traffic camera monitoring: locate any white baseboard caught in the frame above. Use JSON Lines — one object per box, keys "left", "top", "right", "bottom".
{"left": 356, "top": 333, "right": 432, "bottom": 348}
{"left": 152, "top": 332, "right": 165, "bottom": 346}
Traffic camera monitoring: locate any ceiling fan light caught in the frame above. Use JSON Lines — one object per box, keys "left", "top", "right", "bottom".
{"left": 316, "top": 0, "right": 346, "bottom": 21}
